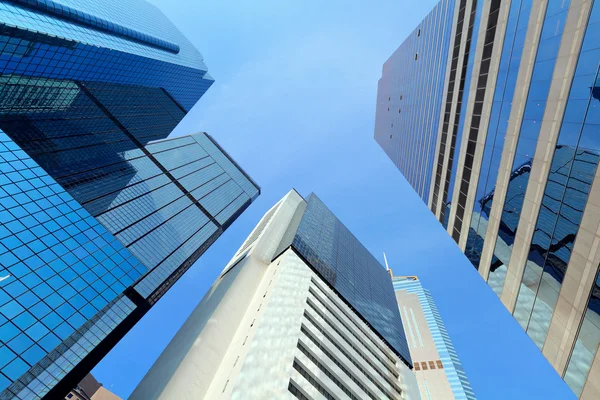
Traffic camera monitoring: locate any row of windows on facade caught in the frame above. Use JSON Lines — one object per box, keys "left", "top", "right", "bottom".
{"left": 413, "top": 359, "right": 444, "bottom": 371}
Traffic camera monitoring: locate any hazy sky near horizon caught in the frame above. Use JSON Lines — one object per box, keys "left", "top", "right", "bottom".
{"left": 93, "top": 1, "right": 576, "bottom": 398}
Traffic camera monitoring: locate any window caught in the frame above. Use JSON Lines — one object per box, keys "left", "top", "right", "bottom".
{"left": 429, "top": 361, "right": 436, "bottom": 369}
{"left": 436, "top": 360, "right": 443, "bottom": 369}
{"left": 292, "top": 360, "right": 335, "bottom": 400}
{"left": 288, "top": 381, "right": 310, "bottom": 400}
{"left": 417, "top": 28, "right": 421, "bottom": 37}
{"left": 389, "top": 135, "right": 393, "bottom": 139}
{"left": 296, "top": 344, "right": 365, "bottom": 400}
{"left": 398, "top": 108, "right": 401, "bottom": 113}
{"left": 421, "top": 361, "right": 428, "bottom": 370}
{"left": 415, "top": 53, "right": 418, "bottom": 61}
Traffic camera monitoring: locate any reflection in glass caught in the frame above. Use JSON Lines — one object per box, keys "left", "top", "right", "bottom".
{"left": 465, "top": 0, "right": 531, "bottom": 271}
{"left": 440, "top": 0, "right": 481, "bottom": 229}
{"left": 290, "top": 194, "right": 411, "bottom": 364}
{"left": 490, "top": 0, "right": 569, "bottom": 298}
{"left": 564, "top": 272, "right": 600, "bottom": 396}
{"left": 514, "top": 14, "right": 599, "bottom": 351}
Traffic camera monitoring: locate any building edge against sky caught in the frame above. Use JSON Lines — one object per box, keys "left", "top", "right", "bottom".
{"left": 131, "top": 190, "right": 420, "bottom": 400}
{"left": 392, "top": 275, "right": 475, "bottom": 400}
{"left": 0, "top": 0, "right": 260, "bottom": 398}
{"left": 66, "top": 373, "right": 120, "bottom": 400}
{"left": 375, "top": 0, "right": 600, "bottom": 398}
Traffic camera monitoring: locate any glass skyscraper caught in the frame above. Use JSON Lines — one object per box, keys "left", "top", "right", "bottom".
{"left": 280, "top": 193, "right": 412, "bottom": 364}
{"left": 0, "top": 1, "right": 259, "bottom": 399}
{"left": 375, "top": 0, "right": 600, "bottom": 397}
{"left": 131, "top": 190, "right": 418, "bottom": 400}
{"left": 374, "top": 0, "right": 455, "bottom": 202}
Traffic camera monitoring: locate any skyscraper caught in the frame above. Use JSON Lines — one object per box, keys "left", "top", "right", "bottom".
{"left": 392, "top": 276, "right": 475, "bottom": 400}
{"left": 131, "top": 190, "right": 420, "bottom": 400}
{"left": 0, "top": 1, "right": 259, "bottom": 398}
{"left": 375, "top": 0, "right": 600, "bottom": 397}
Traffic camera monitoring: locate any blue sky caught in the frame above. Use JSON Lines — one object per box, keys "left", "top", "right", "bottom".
{"left": 93, "top": 1, "right": 576, "bottom": 398}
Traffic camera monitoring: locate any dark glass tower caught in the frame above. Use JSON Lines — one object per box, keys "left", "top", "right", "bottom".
{"left": 0, "top": 1, "right": 259, "bottom": 398}
{"left": 277, "top": 193, "right": 411, "bottom": 366}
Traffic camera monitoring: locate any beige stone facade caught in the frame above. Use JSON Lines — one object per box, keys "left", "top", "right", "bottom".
{"left": 376, "top": 0, "right": 600, "bottom": 397}
{"left": 393, "top": 276, "right": 475, "bottom": 399}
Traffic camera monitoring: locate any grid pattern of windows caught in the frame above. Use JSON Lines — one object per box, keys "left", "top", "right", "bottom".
{"left": 374, "top": 0, "right": 455, "bottom": 202}
{"left": 0, "top": 131, "right": 145, "bottom": 398}
{"left": 129, "top": 133, "right": 258, "bottom": 301}
{"left": 393, "top": 278, "right": 475, "bottom": 400}
{"left": 0, "top": 0, "right": 213, "bottom": 110}
{"left": 0, "top": 79, "right": 256, "bottom": 305}
{"left": 0, "top": 1, "right": 260, "bottom": 397}
{"left": 289, "top": 193, "right": 411, "bottom": 364}
{"left": 11, "top": 0, "right": 180, "bottom": 54}
{"left": 453, "top": 0, "right": 501, "bottom": 241}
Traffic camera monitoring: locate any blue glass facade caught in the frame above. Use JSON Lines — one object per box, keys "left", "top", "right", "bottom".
{"left": 442, "top": 0, "right": 482, "bottom": 229}
{"left": 489, "top": 0, "right": 570, "bottom": 292}
{"left": 0, "top": 1, "right": 259, "bottom": 398}
{"left": 464, "top": 0, "right": 532, "bottom": 273}
{"left": 374, "top": 0, "right": 455, "bottom": 202}
{"left": 516, "top": 0, "right": 600, "bottom": 383}
{"left": 0, "top": 0, "right": 213, "bottom": 110}
{"left": 0, "top": 130, "right": 145, "bottom": 398}
{"left": 281, "top": 194, "right": 411, "bottom": 366}
{"left": 393, "top": 278, "right": 475, "bottom": 400}
{"left": 377, "top": 0, "right": 600, "bottom": 396}
{"left": 131, "top": 134, "right": 259, "bottom": 302}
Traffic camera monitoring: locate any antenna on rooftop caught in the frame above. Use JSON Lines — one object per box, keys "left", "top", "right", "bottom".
{"left": 384, "top": 252, "right": 394, "bottom": 279}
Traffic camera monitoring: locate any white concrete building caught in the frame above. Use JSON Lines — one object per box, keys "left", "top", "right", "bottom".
{"left": 130, "top": 190, "right": 420, "bottom": 400}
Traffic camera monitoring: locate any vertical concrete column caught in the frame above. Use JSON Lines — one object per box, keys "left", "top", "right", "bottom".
{"left": 452, "top": 1, "right": 514, "bottom": 250}
{"left": 477, "top": 0, "right": 548, "bottom": 283}
{"left": 543, "top": 128, "right": 600, "bottom": 375}
{"left": 428, "top": 0, "right": 460, "bottom": 210}
{"left": 501, "top": 0, "right": 592, "bottom": 311}
{"left": 581, "top": 346, "right": 600, "bottom": 400}
{"left": 431, "top": 0, "right": 474, "bottom": 220}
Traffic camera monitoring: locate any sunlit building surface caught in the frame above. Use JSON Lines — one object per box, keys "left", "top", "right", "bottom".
{"left": 65, "top": 374, "right": 120, "bottom": 400}
{"left": 393, "top": 276, "right": 475, "bottom": 400}
{"left": 0, "top": 0, "right": 259, "bottom": 398}
{"left": 375, "top": 0, "right": 600, "bottom": 397}
{"left": 131, "top": 190, "right": 420, "bottom": 400}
